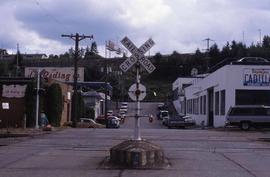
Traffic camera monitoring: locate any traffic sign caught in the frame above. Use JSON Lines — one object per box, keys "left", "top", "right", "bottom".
{"left": 128, "top": 83, "right": 146, "bottom": 101}
{"left": 120, "top": 36, "right": 156, "bottom": 73}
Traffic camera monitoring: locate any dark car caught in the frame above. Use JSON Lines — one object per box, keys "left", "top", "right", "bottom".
{"left": 167, "top": 115, "right": 195, "bottom": 129}
{"left": 107, "top": 116, "right": 120, "bottom": 128}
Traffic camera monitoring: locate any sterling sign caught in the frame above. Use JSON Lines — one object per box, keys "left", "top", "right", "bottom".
{"left": 119, "top": 36, "right": 156, "bottom": 73}
{"left": 25, "top": 67, "right": 84, "bottom": 82}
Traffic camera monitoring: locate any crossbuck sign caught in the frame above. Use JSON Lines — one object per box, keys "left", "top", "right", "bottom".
{"left": 120, "top": 37, "right": 156, "bottom": 73}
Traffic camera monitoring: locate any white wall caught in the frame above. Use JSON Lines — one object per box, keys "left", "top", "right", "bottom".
{"left": 183, "top": 64, "right": 270, "bottom": 127}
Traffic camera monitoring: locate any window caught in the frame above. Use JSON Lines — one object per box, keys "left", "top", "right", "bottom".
{"left": 200, "top": 96, "right": 203, "bottom": 114}
{"left": 203, "top": 95, "right": 206, "bottom": 115}
{"left": 236, "top": 90, "right": 270, "bottom": 105}
{"left": 215, "top": 92, "right": 219, "bottom": 115}
{"left": 220, "top": 90, "right": 225, "bottom": 115}
{"left": 229, "top": 108, "right": 253, "bottom": 116}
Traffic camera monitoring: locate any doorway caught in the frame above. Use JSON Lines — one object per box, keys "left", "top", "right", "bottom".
{"left": 208, "top": 88, "right": 214, "bottom": 127}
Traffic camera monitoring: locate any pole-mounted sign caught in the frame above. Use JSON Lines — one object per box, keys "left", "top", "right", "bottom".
{"left": 128, "top": 83, "right": 146, "bottom": 101}
{"left": 119, "top": 36, "right": 156, "bottom": 141}
{"left": 120, "top": 36, "right": 156, "bottom": 73}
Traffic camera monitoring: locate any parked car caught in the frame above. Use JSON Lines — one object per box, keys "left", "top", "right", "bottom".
{"left": 157, "top": 103, "right": 168, "bottom": 111}
{"left": 225, "top": 105, "right": 270, "bottom": 130}
{"left": 159, "top": 110, "right": 170, "bottom": 125}
{"left": 119, "top": 102, "right": 128, "bottom": 113}
{"left": 167, "top": 115, "right": 195, "bottom": 129}
{"left": 107, "top": 110, "right": 113, "bottom": 116}
{"left": 157, "top": 110, "right": 169, "bottom": 120}
{"left": 107, "top": 116, "right": 120, "bottom": 128}
{"left": 78, "top": 118, "right": 105, "bottom": 128}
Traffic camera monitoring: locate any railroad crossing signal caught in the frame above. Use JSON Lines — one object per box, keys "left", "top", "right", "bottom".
{"left": 119, "top": 36, "right": 156, "bottom": 73}
{"left": 128, "top": 83, "right": 146, "bottom": 101}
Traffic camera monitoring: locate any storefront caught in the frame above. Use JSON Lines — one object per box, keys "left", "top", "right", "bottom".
{"left": 174, "top": 64, "right": 270, "bottom": 127}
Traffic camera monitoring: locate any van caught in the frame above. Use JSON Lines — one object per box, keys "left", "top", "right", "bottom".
{"left": 225, "top": 105, "right": 270, "bottom": 130}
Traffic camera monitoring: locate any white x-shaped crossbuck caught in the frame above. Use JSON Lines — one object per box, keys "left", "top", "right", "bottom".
{"left": 119, "top": 36, "right": 156, "bottom": 73}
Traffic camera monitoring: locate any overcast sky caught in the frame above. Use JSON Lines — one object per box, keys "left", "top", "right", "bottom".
{"left": 1, "top": 0, "right": 270, "bottom": 57}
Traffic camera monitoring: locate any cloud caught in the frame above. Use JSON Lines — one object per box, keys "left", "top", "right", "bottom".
{"left": 0, "top": 0, "right": 270, "bottom": 55}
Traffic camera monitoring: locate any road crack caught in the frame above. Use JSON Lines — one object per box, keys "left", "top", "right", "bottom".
{"left": 219, "top": 153, "right": 258, "bottom": 177}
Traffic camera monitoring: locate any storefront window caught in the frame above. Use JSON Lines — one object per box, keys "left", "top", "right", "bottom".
{"left": 203, "top": 95, "right": 206, "bottom": 115}
{"left": 220, "top": 90, "right": 225, "bottom": 115}
{"left": 236, "top": 90, "right": 270, "bottom": 105}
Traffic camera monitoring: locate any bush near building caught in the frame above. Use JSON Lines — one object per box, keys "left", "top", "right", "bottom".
{"left": 45, "top": 83, "right": 63, "bottom": 127}
{"left": 25, "top": 81, "right": 36, "bottom": 127}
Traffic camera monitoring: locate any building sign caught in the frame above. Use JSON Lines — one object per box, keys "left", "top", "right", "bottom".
{"left": 2, "top": 85, "right": 27, "bottom": 98}
{"left": 25, "top": 67, "right": 84, "bottom": 82}
{"left": 2, "top": 102, "right": 9, "bottom": 109}
{"left": 243, "top": 68, "right": 270, "bottom": 86}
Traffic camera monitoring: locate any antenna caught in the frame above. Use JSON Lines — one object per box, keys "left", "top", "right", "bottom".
{"left": 258, "top": 29, "right": 262, "bottom": 46}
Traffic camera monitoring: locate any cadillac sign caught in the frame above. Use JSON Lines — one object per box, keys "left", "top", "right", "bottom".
{"left": 243, "top": 68, "right": 270, "bottom": 86}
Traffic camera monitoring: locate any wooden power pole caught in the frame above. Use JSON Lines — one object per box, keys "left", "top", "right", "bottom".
{"left": 61, "top": 33, "right": 93, "bottom": 127}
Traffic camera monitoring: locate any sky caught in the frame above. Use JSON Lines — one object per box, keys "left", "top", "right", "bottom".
{"left": 1, "top": 0, "right": 270, "bottom": 57}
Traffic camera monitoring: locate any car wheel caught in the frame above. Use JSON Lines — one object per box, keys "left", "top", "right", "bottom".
{"left": 240, "top": 122, "right": 250, "bottom": 130}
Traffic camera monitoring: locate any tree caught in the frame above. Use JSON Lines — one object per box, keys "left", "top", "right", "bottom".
{"left": 84, "top": 45, "right": 91, "bottom": 59}
{"left": 90, "top": 42, "right": 99, "bottom": 55}
{"left": 208, "top": 43, "right": 220, "bottom": 67}
{"left": 45, "top": 83, "right": 63, "bottom": 126}
{"left": 8, "top": 51, "right": 23, "bottom": 76}
{"left": 153, "top": 52, "right": 162, "bottom": 63}
{"left": 262, "top": 35, "right": 270, "bottom": 48}
{"left": 0, "top": 61, "right": 7, "bottom": 76}
{"left": 73, "top": 92, "right": 85, "bottom": 121}
{"left": 25, "top": 81, "right": 36, "bottom": 127}
{"left": 221, "top": 42, "right": 231, "bottom": 59}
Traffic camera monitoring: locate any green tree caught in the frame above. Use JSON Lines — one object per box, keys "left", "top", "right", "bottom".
{"left": 72, "top": 92, "right": 85, "bottom": 121}
{"left": 84, "top": 46, "right": 91, "bottom": 59}
{"left": 45, "top": 83, "right": 63, "bottom": 126}
{"left": 153, "top": 52, "right": 162, "bottom": 64}
{"left": 90, "top": 42, "right": 99, "bottom": 55}
{"left": 208, "top": 43, "right": 220, "bottom": 67}
{"left": 262, "top": 35, "right": 270, "bottom": 48}
{"left": 25, "top": 81, "right": 36, "bottom": 127}
{"left": 8, "top": 51, "right": 23, "bottom": 76}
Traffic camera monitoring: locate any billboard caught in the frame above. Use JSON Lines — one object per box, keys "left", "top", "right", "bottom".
{"left": 25, "top": 67, "right": 84, "bottom": 82}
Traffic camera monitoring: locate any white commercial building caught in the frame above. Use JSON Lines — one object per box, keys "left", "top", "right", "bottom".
{"left": 173, "top": 64, "right": 270, "bottom": 127}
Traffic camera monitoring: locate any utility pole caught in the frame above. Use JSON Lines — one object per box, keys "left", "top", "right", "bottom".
{"left": 16, "top": 43, "right": 19, "bottom": 76}
{"left": 203, "top": 38, "right": 214, "bottom": 70}
{"left": 203, "top": 38, "right": 214, "bottom": 52}
{"left": 35, "top": 68, "right": 40, "bottom": 129}
{"left": 61, "top": 33, "right": 93, "bottom": 127}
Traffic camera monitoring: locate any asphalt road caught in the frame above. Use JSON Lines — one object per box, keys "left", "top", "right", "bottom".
{"left": 121, "top": 102, "right": 166, "bottom": 129}
{"left": 1, "top": 102, "right": 270, "bottom": 177}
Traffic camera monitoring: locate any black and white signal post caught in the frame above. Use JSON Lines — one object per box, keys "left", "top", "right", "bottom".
{"left": 120, "top": 36, "right": 155, "bottom": 140}
{"left": 109, "top": 37, "right": 166, "bottom": 168}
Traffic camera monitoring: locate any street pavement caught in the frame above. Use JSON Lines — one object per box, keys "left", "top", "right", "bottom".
{"left": 1, "top": 102, "right": 270, "bottom": 177}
